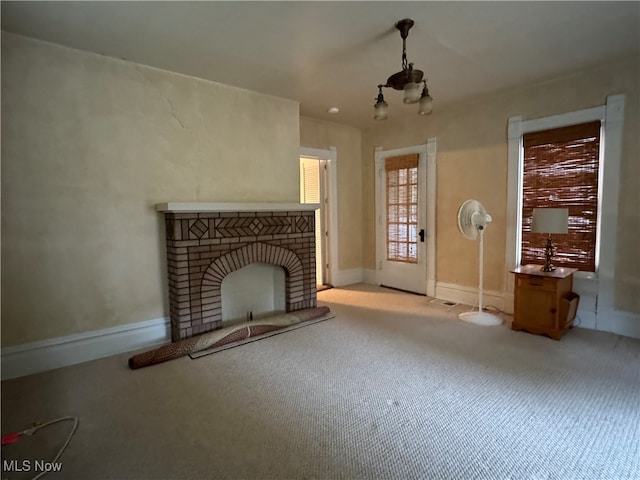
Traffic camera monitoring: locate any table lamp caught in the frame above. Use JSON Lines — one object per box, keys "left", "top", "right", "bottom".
{"left": 531, "top": 208, "right": 569, "bottom": 272}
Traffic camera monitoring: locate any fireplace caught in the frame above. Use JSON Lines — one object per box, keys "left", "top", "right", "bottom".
{"left": 157, "top": 203, "right": 319, "bottom": 341}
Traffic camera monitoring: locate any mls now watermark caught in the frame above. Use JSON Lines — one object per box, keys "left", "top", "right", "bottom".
{"left": 3, "top": 459, "right": 63, "bottom": 473}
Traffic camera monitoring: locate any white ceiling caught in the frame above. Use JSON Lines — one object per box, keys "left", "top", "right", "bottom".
{"left": 2, "top": 1, "right": 639, "bottom": 128}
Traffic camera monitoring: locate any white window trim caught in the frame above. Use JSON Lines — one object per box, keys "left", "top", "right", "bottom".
{"left": 506, "top": 94, "right": 634, "bottom": 337}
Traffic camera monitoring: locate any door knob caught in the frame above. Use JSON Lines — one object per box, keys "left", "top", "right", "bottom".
{"left": 419, "top": 229, "right": 425, "bottom": 242}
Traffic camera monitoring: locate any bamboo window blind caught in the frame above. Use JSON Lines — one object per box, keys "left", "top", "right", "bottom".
{"left": 386, "top": 154, "right": 419, "bottom": 263}
{"left": 521, "top": 121, "right": 601, "bottom": 272}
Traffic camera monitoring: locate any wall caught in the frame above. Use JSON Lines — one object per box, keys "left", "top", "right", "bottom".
{"left": 362, "top": 55, "right": 639, "bottom": 314}
{"left": 1, "top": 33, "right": 301, "bottom": 346}
{"left": 300, "top": 116, "right": 363, "bottom": 271}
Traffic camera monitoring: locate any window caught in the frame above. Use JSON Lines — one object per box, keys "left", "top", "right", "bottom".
{"left": 520, "top": 121, "right": 601, "bottom": 272}
{"left": 507, "top": 96, "right": 627, "bottom": 334}
{"left": 386, "top": 154, "right": 419, "bottom": 263}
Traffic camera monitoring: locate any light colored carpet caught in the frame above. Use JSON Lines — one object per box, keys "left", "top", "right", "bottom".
{"left": 2, "top": 284, "right": 639, "bottom": 479}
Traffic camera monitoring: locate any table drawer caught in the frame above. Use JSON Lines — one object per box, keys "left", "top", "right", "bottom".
{"left": 516, "top": 275, "right": 556, "bottom": 291}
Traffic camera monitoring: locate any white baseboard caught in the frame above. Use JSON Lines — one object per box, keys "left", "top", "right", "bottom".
{"left": 502, "top": 292, "right": 515, "bottom": 315}
{"left": 3, "top": 284, "right": 635, "bottom": 381}
{"left": 596, "top": 309, "right": 640, "bottom": 339}
{"left": 1, "top": 317, "right": 171, "bottom": 380}
{"left": 435, "top": 282, "right": 509, "bottom": 314}
{"left": 434, "top": 280, "right": 639, "bottom": 338}
{"left": 332, "top": 268, "right": 364, "bottom": 287}
{"left": 362, "top": 268, "right": 376, "bottom": 285}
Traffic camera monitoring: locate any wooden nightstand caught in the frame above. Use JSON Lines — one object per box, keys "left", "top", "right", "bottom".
{"left": 511, "top": 265, "right": 579, "bottom": 340}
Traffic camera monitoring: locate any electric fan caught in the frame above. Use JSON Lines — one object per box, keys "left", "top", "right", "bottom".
{"left": 456, "top": 200, "right": 503, "bottom": 326}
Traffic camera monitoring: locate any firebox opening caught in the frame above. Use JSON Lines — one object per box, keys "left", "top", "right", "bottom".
{"left": 221, "top": 262, "right": 286, "bottom": 325}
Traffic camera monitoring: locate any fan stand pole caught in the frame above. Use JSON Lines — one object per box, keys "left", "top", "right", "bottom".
{"left": 458, "top": 228, "right": 503, "bottom": 327}
{"left": 478, "top": 227, "right": 484, "bottom": 313}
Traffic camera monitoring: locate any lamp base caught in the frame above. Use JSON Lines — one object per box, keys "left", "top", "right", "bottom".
{"left": 541, "top": 235, "right": 556, "bottom": 272}
{"left": 458, "top": 311, "right": 503, "bottom": 326}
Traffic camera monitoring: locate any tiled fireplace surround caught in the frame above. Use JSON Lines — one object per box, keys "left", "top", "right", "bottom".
{"left": 158, "top": 203, "right": 319, "bottom": 341}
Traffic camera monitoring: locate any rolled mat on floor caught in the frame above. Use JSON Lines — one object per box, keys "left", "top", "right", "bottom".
{"left": 128, "top": 306, "right": 331, "bottom": 370}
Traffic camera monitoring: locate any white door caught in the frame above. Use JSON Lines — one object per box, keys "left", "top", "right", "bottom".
{"left": 300, "top": 156, "right": 328, "bottom": 286}
{"left": 375, "top": 146, "right": 428, "bottom": 294}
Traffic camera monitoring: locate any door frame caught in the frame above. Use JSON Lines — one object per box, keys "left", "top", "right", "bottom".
{"left": 374, "top": 139, "right": 437, "bottom": 296}
{"left": 300, "top": 146, "right": 338, "bottom": 287}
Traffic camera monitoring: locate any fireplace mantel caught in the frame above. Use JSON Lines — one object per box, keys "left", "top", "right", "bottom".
{"left": 156, "top": 202, "right": 320, "bottom": 213}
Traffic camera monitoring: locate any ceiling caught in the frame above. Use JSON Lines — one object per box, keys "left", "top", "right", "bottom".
{"left": 2, "top": 1, "right": 639, "bottom": 128}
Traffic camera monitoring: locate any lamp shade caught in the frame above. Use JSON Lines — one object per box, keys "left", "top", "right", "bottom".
{"left": 403, "top": 82, "right": 422, "bottom": 104}
{"left": 418, "top": 94, "right": 433, "bottom": 115}
{"left": 532, "top": 208, "right": 568, "bottom": 234}
{"left": 373, "top": 99, "right": 388, "bottom": 120}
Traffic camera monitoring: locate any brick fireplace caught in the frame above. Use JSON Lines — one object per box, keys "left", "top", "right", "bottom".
{"left": 157, "top": 203, "right": 319, "bottom": 341}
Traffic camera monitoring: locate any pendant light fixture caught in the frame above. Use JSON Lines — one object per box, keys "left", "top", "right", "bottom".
{"left": 374, "top": 18, "right": 433, "bottom": 120}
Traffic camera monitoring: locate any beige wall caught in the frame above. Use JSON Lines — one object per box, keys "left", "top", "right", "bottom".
{"left": 1, "top": 33, "right": 301, "bottom": 346}
{"left": 2, "top": 32, "right": 637, "bottom": 349}
{"left": 362, "top": 56, "right": 639, "bottom": 313}
{"left": 300, "top": 117, "right": 363, "bottom": 271}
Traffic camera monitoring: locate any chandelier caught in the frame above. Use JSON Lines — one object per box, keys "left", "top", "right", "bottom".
{"left": 374, "top": 18, "right": 433, "bottom": 120}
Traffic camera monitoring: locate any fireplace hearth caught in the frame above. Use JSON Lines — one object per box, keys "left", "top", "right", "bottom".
{"left": 157, "top": 203, "right": 319, "bottom": 341}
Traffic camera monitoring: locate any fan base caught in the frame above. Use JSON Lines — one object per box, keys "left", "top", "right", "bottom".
{"left": 458, "top": 311, "right": 503, "bottom": 326}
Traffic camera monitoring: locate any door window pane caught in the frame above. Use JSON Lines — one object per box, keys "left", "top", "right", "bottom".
{"left": 385, "top": 154, "right": 419, "bottom": 263}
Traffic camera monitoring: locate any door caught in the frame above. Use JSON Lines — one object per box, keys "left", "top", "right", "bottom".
{"left": 375, "top": 147, "right": 428, "bottom": 294}
{"left": 300, "top": 156, "right": 329, "bottom": 286}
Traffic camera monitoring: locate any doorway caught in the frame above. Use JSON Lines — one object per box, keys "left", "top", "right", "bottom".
{"left": 375, "top": 141, "right": 437, "bottom": 296}
{"left": 300, "top": 149, "right": 336, "bottom": 290}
